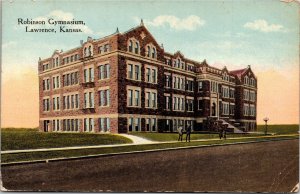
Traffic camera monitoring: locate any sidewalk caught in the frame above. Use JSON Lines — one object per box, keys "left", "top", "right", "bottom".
{"left": 1, "top": 134, "right": 298, "bottom": 154}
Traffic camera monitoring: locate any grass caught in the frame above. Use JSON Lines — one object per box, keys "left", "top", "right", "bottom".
{"left": 257, "top": 124, "right": 299, "bottom": 135}
{"left": 2, "top": 135, "right": 298, "bottom": 163}
{"left": 131, "top": 125, "right": 299, "bottom": 142}
{"left": 1, "top": 128, "right": 132, "bottom": 151}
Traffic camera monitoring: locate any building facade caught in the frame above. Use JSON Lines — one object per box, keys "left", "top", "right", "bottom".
{"left": 38, "top": 22, "right": 257, "bottom": 133}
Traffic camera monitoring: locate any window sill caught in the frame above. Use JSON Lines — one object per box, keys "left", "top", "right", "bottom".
{"left": 126, "top": 78, "right": 142, "bottom": 82}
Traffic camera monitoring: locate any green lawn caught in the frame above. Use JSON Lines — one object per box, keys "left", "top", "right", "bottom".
{"left": 1, "top": 128, "right": 132, "bottom": 151}
{"left": 257, "top": 124, "right": 299, "bottom": 135}
{"left": 131, "top": 125, "right": 299, "bottom": 142}
{"left": 2, "top": 135, "right": 298, "bottom": 163}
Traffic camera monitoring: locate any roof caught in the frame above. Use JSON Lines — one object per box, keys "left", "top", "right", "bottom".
{"left": 230, "top": 68, "right": 247, "bottom": 76}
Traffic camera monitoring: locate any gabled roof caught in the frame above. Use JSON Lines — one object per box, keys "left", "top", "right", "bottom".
{"left": 121, "top": 21, "right": 163, "bottom": 49}
{"left": 230, "top": 68, "right": 247, "bottom": 76}
{"left": 174, "top": 51, "right": 185, "bottom": 58}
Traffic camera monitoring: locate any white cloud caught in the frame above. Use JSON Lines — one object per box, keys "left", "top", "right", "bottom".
{"left": 145, "top": 15, "right": 205, "bottom": 31}
{"left": 244, "top": 19, "right": 284, "bottom": 32}
{"left": 2, "top": 41, "right": 17, "bottom": 49}
{"left": 33, "top": 10, "right": 94, "bottom": 34}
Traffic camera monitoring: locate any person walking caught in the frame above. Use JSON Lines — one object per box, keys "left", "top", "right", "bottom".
{"left": 186, "top": 124, "right": 191, "bottom": 142}
{"left": 223, "top": 129, "right": 227, "bottom": 140}
{"left": 178, "top": 126, "right": 183, "bottom": 141}
{"left": 219, "top": 129, "right": 223, "bottom": 139}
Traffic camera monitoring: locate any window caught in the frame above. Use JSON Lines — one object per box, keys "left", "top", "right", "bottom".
{"left": 134, "top": 65, "right": 140, "bottom": 80}
{"left": 244, "top": 76, "right": 249, "bottom": 85}
{"left": 145, "top": 65, "right": 157, "bottom": 84}
{"left": 127, "top": 62, "right": 141, "bottom": 81}
{"left": 222, "top": 73, "right": 229, "bottom": 81}
{"left": 52, "top": 96, "right": 60, "bottom": 111}
{"left": 129, "top": 40, "right": 133, "bottom": 52}
{"left": 165, "top": 95, "right": 171, "bottom": 110}
{"left": 43, "top": 78, "right": 50, "bottom": 91}
{"left": 84, "top": 91, "right": 94, "bottom": 108}
{"left": 63, "top": 94, "right": 79, "bottom": 110}
{"left": 147, "top": 46, "right": 151, "bottom": 57}
{"left": 63, "top": 72, "right": 78, "bottom": 87}
{"left": 146, "top": 118, "right": 157, "bottom": 132}
{"left": 127, "top": 87, "right": 141, "bottom": 107}
{"left": 99, "top": 89, "right": 110, "bottom": 107}
{"left": 52, "top": 76, "right": 60, "bottom": 89}
{"left": 104, "top": 44, "right": 110, "bottom": 52}
{"left": 84, "top": 118, "right": 94, "bottom": 132}
{"left": 62, "top": 119, "right": 79, "bottom": 132}
{"left": 84, "top": 67, "right": 94, "bottom": 83}
{"left": 127, "top": 64, "right": 133, "bottom": 79}
{"left": 152, "top": 48, "right": 156, "bottom": 58}
{"left": 172, "top": 75, "right": 185, "bottom": 90}
{"left": 128, "top": 89, "right": 133, "bottom": 106}
{"left": 135, "top": 42, "right": 139, "bottom": 54}
{"left": 249, "top": 105, "right": 255, "bottom": 116}
{"left": 244, "top": 89, "right": 249, "bottom": 100}
{"left": 222, "top": 86, "right": 229, "bottom": 98}
{"left": 222, "top": 102, "right": 229, "bottom": 115}
{"left": 186, "top": 79, "right": 194, "bottom": 92}
{"left": 128, "top": 38, "right": 139, "bottom": 54}
{"left": 230, "top": 88, "right": 235, "bottom": 98}
{"left": 43, "top": 98, "right": 50, "bottom": 111}
{"left": 128, "top": 117, "right": 133, "bottom": 132}
{"left": 128, "top": 117, "right": 141, "bottom": 132}
{"left": 146, "top": 44, "right": 157, "bottom": 59}
{"left": 52, "top": 119, "right": 60, "bottom": 131}
{"left": 145, "top": 89, "right": 157, "bottom": 109}
{"left": 165, "top": 74, "right": 171, "bottom": 88}
{"left": 146, "top": 68, "right": 151, "bottom": 82}
{"left": 99, "top": 118, "right": 110, "bottom": 132}
{"left": 173, "top": 95, "right": 185, "bottom": 111}
{"left": 249, "top": 91, "right": 255, "bottom": 101}
{"left": 243, "top": 103, "right": 249, "bottom": 116}
{"left": 98, "top": 64, "right": 110, "bottom": 80}
{"left": 186, "top": 98, "right": 194, "bottom": 112}
{"left": 198, "top": 81, "right": 203, "bottom": 91}
{"left": 98, "top": 46, "right": 103, "bottom": 54}
{"left": 198, "top": 99, "right": 203, "bottom": 110}
{"left": 210, "top": 81, "right": 218, "bottom": 93}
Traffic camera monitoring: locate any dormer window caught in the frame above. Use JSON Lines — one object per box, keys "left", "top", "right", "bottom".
{"left": 84, "top": 44, "right": 93, "bottom": 57}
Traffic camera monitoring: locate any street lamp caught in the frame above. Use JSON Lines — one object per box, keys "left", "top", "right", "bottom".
{"left": 263, "top": 117, "right": 269, "bottom": 135}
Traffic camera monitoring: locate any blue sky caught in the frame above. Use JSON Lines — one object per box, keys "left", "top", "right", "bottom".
{"left": 2, "top": 0, "right": 299, "bottom": 74}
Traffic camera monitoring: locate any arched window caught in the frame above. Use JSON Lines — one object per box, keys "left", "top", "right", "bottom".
{"left": 152, "top": 47, "right": 156, "bottom": 58}
{"left": 147, "top": 46, "right": 151, "bottom": 57}
{"left": 84, "top": 48, "right": 87, "bottom": 57}
{"left": 129, "top": 40, "right": 133, "bottom": 52}
{"left": 135, "top": 42, "right": 139, "bottom": 54}
{"left": 177, "top": 59, "right": 180, "bottom": 68}
{"left": 88, "top": 46, "right": 92, "bottom": 56}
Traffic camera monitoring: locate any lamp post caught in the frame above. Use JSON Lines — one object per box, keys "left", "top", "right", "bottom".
{"left": 263, "top": 117, "right": 269, "bottom": 135}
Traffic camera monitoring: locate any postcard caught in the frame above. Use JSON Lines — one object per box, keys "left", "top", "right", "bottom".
{"left": 1, "top": 0, "right": 299, "bottom": 192}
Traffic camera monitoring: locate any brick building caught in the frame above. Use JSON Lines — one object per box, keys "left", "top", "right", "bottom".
{"left": 38, "top": 22, "right": 257, "bottom": 133}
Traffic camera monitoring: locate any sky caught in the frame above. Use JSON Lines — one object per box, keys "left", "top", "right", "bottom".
{"left": 1, "top": 0, "right": 299, "bottom": 127}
